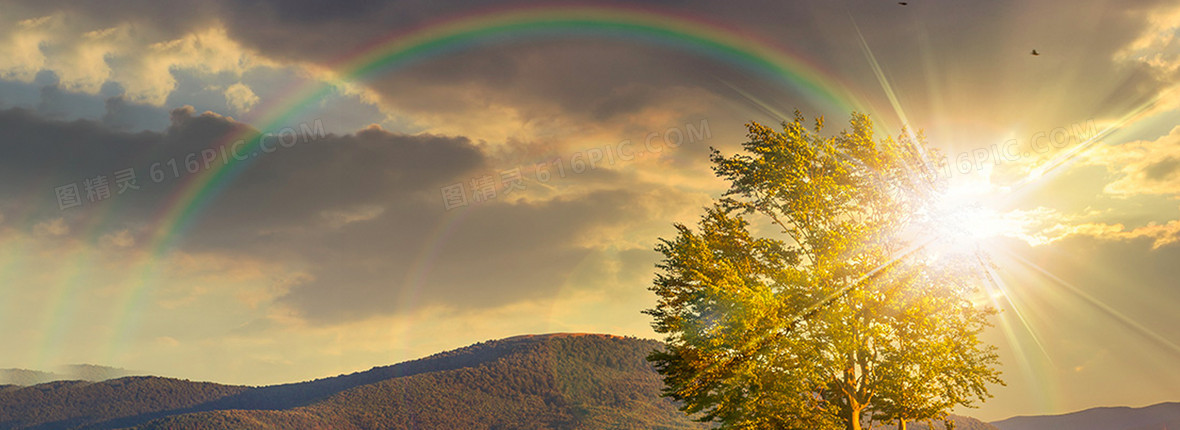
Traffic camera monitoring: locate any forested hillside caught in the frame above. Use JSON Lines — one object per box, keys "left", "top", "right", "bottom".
{"left": 0, "top": 377, "right": 248, "bottom": 429}
{"left": 0, "top": 334, "right": 706, "bottom": 429}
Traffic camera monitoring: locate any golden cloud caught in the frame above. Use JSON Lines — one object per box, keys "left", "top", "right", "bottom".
{"left": 0, "top": 13, "right": 279, "bottom": 106}
{"left": 1089, "top": 125, "right": 1180, "bottom": 196}
{"left": 1031, "top": 218, "right": 1180, "bottom": 249}
{"left": 1117, "top": 4, "right": 1180, "bottom": 80}
{"left": 223, "top": 82, "right": 261, "bottom": 113}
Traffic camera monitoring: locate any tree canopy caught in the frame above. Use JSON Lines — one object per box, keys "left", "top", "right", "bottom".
{"left": 646, "top": 112, "right": 1003, "bottom": 430}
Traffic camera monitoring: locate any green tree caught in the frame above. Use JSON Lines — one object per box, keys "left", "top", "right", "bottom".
{"left": 646, "top": 112, "right": 1002, "bottom": 430}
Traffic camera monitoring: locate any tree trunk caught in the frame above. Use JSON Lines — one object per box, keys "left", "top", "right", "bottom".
{"left": 848, "top": 405, "right": 862, "bottom": 430}
{"left": 898, "top": 419, "right": 907, "bottom": 430}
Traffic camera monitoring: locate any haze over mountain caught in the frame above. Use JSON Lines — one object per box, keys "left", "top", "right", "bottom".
{"left": 0, "top": 366, "right": 138, "bottom": 386}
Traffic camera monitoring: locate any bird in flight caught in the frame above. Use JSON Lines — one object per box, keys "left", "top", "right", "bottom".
{"left": 898, "top": 2, "right": 908, "bottom": 5}
{"left": 1030, "top": 49, "right": 1040, "bottom": 56}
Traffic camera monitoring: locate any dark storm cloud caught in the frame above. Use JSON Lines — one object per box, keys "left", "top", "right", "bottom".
{"left": 238, "top": 0, "right": 1180, "bottom": 142}
{"left": 0, "top": 107, "right": 233, "bottom": 223}
{"left": 360, "top": 40, "right": 757, "bottom": 123}
{"left": 177, "top": 121, "right": 487, "bottom": 253}
{"left": 0, "top": 107, "right": 161, "bottom": 207}
{"left": 32, "top": 71, "right": 105, "bottom": 120}
{"left": 0, "top": 104, "right": 680, "bottom": 324}
{"left": 209, "top": 0, "right": 843, "bottom": 121}
{"left": 102, "top": 96, "right": 170, "bottom": 131}
{"left": 1, "top": 0, "right": 219, "bottom": 40}
{"left": 160, "top": 113, "right": 681, "bottom": 323}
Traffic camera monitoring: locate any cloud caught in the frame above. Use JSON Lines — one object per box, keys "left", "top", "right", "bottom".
{"left": 204, "top": 0, "right": 1180, "bottom": 173}
{"left": 5, "top": 0, "right": 1174, "bottom": 167}
{"left": 1009, "top": 203, "right": 1180, "bottom": 249}
{"left": 0, "top": 16, "right": 53, "bottom": 82}
{"left": 0, "top": 11, "right": 277, "bottom": 106}
{"left": 114, "top": 27, "right": 276, "bottom": 106}
{"left": 101, "top": 94, "right": 169, "bottom": 130}
{"left": 100, "top": 229, "right": 136, "bottom": 248}
{"left": 319, "top": 204, "right": 385, "bottom": 229}
{"left": 3, "top": 0, "right": 1176, "bottom": 122}
{"left": 223, "top": 82, "right": 260, "bottom": 113}
{"left": 1088, "top": 125, "right": 1180, "bottom": 195}
{"left": 1038, "top": 219, "right": 1180, "bottom": 249}
{"left": 1118, "top": 3, "right": 1180, "bottom": 81}
{"left": 33, "top": 217, "right": 69, "bottom": 237}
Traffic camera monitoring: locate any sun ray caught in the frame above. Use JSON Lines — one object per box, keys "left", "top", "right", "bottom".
{"left": 718, "top": 79, "right": 792, "bottom": 123}
{"left": 1001, "top": 248, "right": 1180, "bottom": 357}
{"left": 1006, "top": 87, "right": 1176, "bottom": 200}
{"left": 848, "top": 14, "right": 921, "bottom": 147}
{"left": 977, "top": 252, "right": 1056, "bottom": 365}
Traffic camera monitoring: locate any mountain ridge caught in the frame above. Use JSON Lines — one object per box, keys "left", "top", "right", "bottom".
{"left": 991, "top": 401, "right": 1180, "bottom": 430}
{"left": 0, "top": 333, "right": 702, "bottom": 429}
{"left": 0, "top": 366, "right": 137, "bottom": 386}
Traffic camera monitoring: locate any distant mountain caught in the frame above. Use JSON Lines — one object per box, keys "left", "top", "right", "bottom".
{"left": 0, "top": 365, "right": 136, "bottom": 386}
{"left": 870, "top": 416, "right": 998, "bottom": 430}
{"left": 0, "top": 370, "right": 57, "bottom": 387}
{"left": 0, "top": 333, "right": 708, "bottom": 429}
{"left": 992, "top": 402, "right": 1180, "bottom": 430}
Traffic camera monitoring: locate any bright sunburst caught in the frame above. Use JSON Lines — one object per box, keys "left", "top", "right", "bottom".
{"left": 929, "top": 183, "right": 1019, "bottom": 246}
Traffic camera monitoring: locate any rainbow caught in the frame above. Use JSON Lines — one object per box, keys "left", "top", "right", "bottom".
{"left": 156, "top": 5, "right": 863, "bottom": 251}
{"left": 103, "top": 4, "right": 868, "bottom": 354}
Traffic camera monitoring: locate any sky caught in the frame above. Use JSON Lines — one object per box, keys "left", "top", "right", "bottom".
{"left": 0, "top": 0, "right": 1178, "bottom": 422}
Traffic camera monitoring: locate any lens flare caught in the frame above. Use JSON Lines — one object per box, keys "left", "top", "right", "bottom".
{"left": 916, "top": 181, "right": 1027, "bottom": 258}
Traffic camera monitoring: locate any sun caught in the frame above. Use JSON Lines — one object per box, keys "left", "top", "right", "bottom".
{"left": 919, "top": 181, "right": 1023, "bottom": 255}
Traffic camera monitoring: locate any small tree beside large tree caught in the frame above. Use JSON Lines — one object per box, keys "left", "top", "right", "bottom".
{"left": 646, "top": 112, "right": 1002, "bottom": 430}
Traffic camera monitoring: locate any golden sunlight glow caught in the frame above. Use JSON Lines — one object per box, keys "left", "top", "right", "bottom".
{"left": 923, "top": 181, "right": 1024, "bottom": 253}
